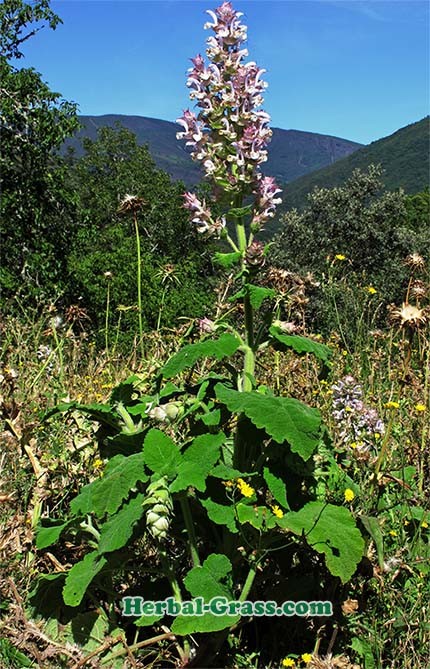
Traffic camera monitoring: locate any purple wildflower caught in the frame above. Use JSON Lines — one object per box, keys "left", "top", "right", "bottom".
{"left": 331, "top": 376, "right": 385, "bottom": 457}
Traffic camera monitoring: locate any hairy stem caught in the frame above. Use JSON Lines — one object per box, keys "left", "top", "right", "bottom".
{"left": 180, "top": 494, "right": 201, "bottom": 567}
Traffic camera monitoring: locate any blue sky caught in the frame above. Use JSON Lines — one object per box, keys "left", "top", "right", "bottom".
{"left": 19, "top": 0, "right": 429, "bottom": 144}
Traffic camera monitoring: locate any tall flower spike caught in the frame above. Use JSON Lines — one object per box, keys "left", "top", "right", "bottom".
{"left": 177, "top": 1, "right": 282, "bottom": 232}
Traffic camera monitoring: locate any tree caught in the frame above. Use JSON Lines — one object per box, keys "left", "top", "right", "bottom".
{"left": 0, "top": 0, "right": 79, "bottom": 305}
{"left": 270, "top": 165, "right": 429, "bottom": 332}
{"left": 67, "top": 126, "right": 216, "bottom": 343}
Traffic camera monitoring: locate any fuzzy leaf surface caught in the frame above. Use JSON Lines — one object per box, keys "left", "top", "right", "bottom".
{"left": 200, "top": 498, "right": 238, "bottom": 534}
{"left": 70, "top": 453, "right": 148, "bottom": 517}
{"left": 171, "top": 554, "right": 239, "bottom": 634}
{"left": 263, "top": 467, "right": 290, "bottom": 510}
{"left": 98, "top": 493, "right": 146, "bottom": 553}
{"left": 236, "top": 503, "right": 277, "bottom": 530}
{"left": 215, "top": 384, "right": 321, "bottom": 461}
{"left": 280, "top": 502, "right": 364, "bottom": 583}
{"left": 63, "top": 551, "right": 107, "bottom": 607}
{"left": 270, "top": 327, "right": 332, "bottom": 364}
{"left": 161, "top": 334, "right": 241, "bottom": 379}
{"left": 170, "top": 432, "right": 225, "bottom": 493}
{"left": 36, "top": 519, "right": 78, "bottom": 550}
{"left": 213, "top": 252, "right": 242, "bottom": 268}
{"left": 247, "top": 284, "right": 276, "bottom": 310}
{"left": 143, "top": 429, "right": 181, "bottom": 477}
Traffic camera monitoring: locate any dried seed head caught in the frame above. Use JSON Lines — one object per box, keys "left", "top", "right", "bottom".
{"left": 389, "top": 302, "right": 428, "bottom": 330}
{"left": 404, "top": 253, "right": 425, "bottom": 271}
{"left": 118, "top": 194, "right": 147, "bottom": 214}
{"left": 410, "top": 279, "right": 427, "bottom": 301}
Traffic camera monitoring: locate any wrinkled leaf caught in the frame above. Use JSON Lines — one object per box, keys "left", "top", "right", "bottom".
{"left": 215, "top": 384, "right": 321, "bottom": 461}
{"left": 70, "top": 453, "right": 147, "bottom": 517}
{"left": 63, "top": 551, "right": 107, "bottom": 607}
{"left": 280, "top": 502, "right": 364, "bottom": 583}
{"left": 98, "top": 493, "right": 146, "bottom": 553}
{"left": 143, "top": 429, "right": 181, "bottom": 477}
{"left": 161, "top": 334, "right": 241, "bottom": 379}
{"left": 270, "top": 327, "right": 331, "bottom": 364}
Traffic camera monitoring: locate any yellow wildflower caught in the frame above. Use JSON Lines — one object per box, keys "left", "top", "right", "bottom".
{"left": 344, "top": 488, "right": 355, "bottom": 502}
{"left": 365, "top": 286, "right": 377, "bottom": 294}
{"left": 301, "top": 654, "right": 313, "bottom": 664}
{"left": 223, "top": 480, "right": 234, "bottom": 488}
{"left": 282, "top": 660, "right": 295, "bottom": 668}
{"left": 385, "top": 401, "right": 400, "bottom": 409}
{"left": 236, "top": 478, "right": 255, "bottom": 498}
{"left": 335, "top": 254, "right": 346, "bottom": 261}
{"left": 389, "top": 530, "right": 397, "bottom": 537}
{"left": 271, "top": 505, "right": 284, "bottom": 519}
{"left": 93, "top": 459, "right": 104, "bottom": 469}
{"left": 415, "top": 403, "right": 426, "bottom": 412}
{"left": 342, "top": 349, "right": 348, "bottom": 356}
{"left": 421, "top": 521, "right": 429, "bottom": 529}
{"left": 374, "top": 433, "right": 382, "bottom": 440}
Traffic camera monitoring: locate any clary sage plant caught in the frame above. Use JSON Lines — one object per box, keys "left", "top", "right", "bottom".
{"left": 34, "top": 4, "right": 365, "bottom": 666}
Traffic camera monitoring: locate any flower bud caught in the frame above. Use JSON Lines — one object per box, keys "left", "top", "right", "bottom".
{"left": 144, "top": 477, "right": 173, "bottom": 542}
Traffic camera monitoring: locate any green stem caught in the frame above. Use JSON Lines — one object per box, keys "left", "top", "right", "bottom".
{"left": 51, "top": 325, "right": 65, "bottom": 391}
{"left": 133, "top": 211, "right": 145, "bottom": 360}
{"left": 156, "top": 285, "right": 168, "bottom": 332}
{"left": 226, "top": 233, "right": 240, "bottom": 253}
{"left": 180, "top": 494, "right": 201, "bottom": 567}
{"left": 159, "top": 550, "right": 190, "bottom": 661}
{"left": 373, "top": 414, "right": 394, "bottom": 482}
{"left": 238, "top": 561, "right": 258, "bottom": 602}
{"left": 105, "top": 280, "right": 110, "bottom": 356}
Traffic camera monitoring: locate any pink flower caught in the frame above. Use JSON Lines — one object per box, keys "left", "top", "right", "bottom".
{"left": 178, "top": 3, "right": 282, "bottom": 229}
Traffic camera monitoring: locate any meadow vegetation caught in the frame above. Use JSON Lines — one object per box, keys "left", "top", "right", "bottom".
{"left": 0, "top": 2, "right": 429, "bottom": 668}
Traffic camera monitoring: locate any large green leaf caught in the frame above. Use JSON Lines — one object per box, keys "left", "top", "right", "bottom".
{"left": 213, "top": 251, "right": 242, "bottom": 268}
{"left": 98, "top": 493, "right": 146, "bottom": 553}
{"left": 360, "top": 515, "right": 384, "bottom": 570}
{"left": 269, "top": 327, "right": 332, "bottom": 364}
{"left": 229, "top": 284, "right": 276, "bottom": 310}
{"left": 161, "top": 334, "right": 241, "bottom": 379}
{"left": 143, "top": 429, "right": 181, "bottom": 477}
{"left": 215, "top": 384, "right": 321, "bottom": 461}
{"left": 263, "top": 467, "right": 290, "bottom": 511}
{"left": 70, "top": 453, "right": 148, "bottom": 517}
{"left": 236, "top": 503, "right": 277, "bottom": 530}
{"left": 200, "top": 497, "right": 238, "bottom": 534}
{"left": 280, "top": 502, "right": 365, "bottom": 583}
{"left": 36, "top": 518, "right": 78, "bottom": 550}
{"left": 171, "top": 554, "right": 239, "bottom": 634}
{"left": 170, "top": 432, "right": 225, "bottom": 493}
{"left": 63, "top": 551, "right": 107, "bottom": 607}
{"left": 247, "top": 284, "right": 276, "bottom": 310}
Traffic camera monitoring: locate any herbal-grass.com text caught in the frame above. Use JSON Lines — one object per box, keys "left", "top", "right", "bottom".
{"left": 121, "top": 597, "right": 333, "bottom": 617}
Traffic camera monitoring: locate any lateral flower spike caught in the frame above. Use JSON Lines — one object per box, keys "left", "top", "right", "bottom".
{"left": 144, "top": 477, "right": 174, "bottom": 541}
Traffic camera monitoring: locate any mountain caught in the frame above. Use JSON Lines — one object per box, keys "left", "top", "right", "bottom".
{"left": 280, "top": 117, "right": 430, "bottom": 212}
{"left": 65, "top": 114, "right": 363, "bottom": 186}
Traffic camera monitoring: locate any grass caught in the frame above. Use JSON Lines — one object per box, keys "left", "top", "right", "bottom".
{"left": 0, "top": 270, "right": 429, "bottom": 669}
